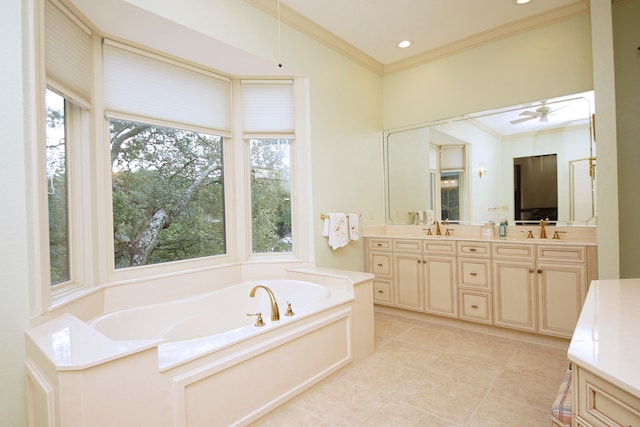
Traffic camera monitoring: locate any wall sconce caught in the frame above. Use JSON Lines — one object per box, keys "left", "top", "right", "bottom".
{"left": 478, "top": 162, "right": 487, "bottom": 178}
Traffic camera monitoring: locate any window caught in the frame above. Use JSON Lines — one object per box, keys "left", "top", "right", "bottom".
{"left": 110, "top": 119, "right": 225, "bottom": 268}
{"left": 439, "top": 145, "right": 466, "bottom": 221}
{"left": 250, "top": 139, "right": 292, "bottom": 253}
{"left": 46, "top": 89, "right": 70, "bottom": 285}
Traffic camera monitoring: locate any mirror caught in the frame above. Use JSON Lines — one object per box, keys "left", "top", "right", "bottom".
{"left": 385, "top": 91, "right": 596, "bottom": 226}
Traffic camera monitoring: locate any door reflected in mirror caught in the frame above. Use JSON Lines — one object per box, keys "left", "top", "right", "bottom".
{"left": 514, "top": 154, "right": 557, "bottom": 221}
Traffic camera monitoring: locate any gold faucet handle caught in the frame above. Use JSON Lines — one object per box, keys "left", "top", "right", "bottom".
{"left": 285, "top": 301, "right": 295, "bottom": 316}
{"left": 423, "top": 227, "right": 432, "bottom": 235}
{"left": 246, "top": 312, "right": 265, "bottom": 327}
{"left": 524, "top": 230, "right": 534, "bottom": 239}
{"left": 445, "top": 228, "right": 454, "bottom": 236}
{"left": 552, "top": 231, "right": 567, "bottom": 240}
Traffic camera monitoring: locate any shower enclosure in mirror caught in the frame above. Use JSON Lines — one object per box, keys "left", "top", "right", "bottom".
{"left": 384, "top": 91, "right": 596, "bottom": 226}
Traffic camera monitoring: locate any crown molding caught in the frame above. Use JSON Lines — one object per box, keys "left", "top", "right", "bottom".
{"left": 384, "top": 1, "right": 589, "bottom": 74}
{"left": 245, "top": 0, "right": 589, "bottom": 76}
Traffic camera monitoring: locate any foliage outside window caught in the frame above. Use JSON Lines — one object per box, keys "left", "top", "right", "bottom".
{"left": 111, "top": 119, "right": 225, "bottom": 268}
{"left": 46, "top": 89, "right": 70, "bottom": 285}
{"left": 441, "top": 171, "right": 461, "bottom": 221}
{"left": 250, "top": 139, "right": 292, "bottom": 253}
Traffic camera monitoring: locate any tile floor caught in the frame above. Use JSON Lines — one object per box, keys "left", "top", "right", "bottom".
{"left": 251, "top": 309, "right": 570, "bottom": 426}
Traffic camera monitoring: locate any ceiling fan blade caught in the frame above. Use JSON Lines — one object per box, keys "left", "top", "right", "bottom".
{"left": 510, "top": 115, "right": 537, "bottom": 124}
{"left": 519, "top": 110, "right": 537, "bottom": 116}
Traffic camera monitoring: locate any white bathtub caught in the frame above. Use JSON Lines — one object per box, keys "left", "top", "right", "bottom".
{"left": 90, "top": 279, "right": 344, "bottom": 370}
{"left": 26, "top": 272, "right": 374, "bottom": 427}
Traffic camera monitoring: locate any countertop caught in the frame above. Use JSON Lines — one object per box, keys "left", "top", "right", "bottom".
{"left": 568, "top": 278, "right": 640, "bottom": 398}
{"left": 362, "top": 224, "right": 597, "bottom": 246}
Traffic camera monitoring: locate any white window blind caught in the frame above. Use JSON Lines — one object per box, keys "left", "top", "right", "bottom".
{"left": 103, "top": 40, "right": 232, "bottom": 133}
{"left": 241, "top": 80, "right": 294, "bottom": 135}
{"left": 440, "top": 145, "right": 466, "bottom": 170}
{"left": 45, "top": 0, "right": 92, "bottom": 104}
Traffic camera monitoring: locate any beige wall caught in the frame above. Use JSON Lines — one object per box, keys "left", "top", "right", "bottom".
{"left": 382, "top": 14, "right": 593, "bottom": 129}
{"left": 613, "top": 0, "right": 640, "bottom": 278}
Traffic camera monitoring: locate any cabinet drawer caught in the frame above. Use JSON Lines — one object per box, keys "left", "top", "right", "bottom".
{"left": 370, "top": 253, "right": 392, "bottom": 276}
{"left": 576, "top": 367, "right": 640, "bottom": 427}
{"left": 538, "top": 245, "right": 586, "bottom": 263}
{"left": 458, "top": 258, "right": 491, "bottom": 289}
{"left": 423, "top": 240, "right": 456, "bottom": 255}
{"left": 457, "top": 241, "right": 490, "bottom": 257}
{"left": 492, "top": 243, "right": 535, "bottom": 260}
{"left": 393, "top": 239, "right": 422, "bottom": 252}
{"left": 373, "top": 279, "right": 392, "bottom": 304}
{"left": 368, "top": 238, "right": 392, "bottom": 251}
{"left": 458, "top": 290, "right": 492, "bottom": 324}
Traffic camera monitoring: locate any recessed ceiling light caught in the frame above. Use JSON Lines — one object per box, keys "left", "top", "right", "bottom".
{"left": 516, "top": 0, "right": 531, "bottom": 4}
{"left": 398, "top": 40, "right": 412, "bottom": 49}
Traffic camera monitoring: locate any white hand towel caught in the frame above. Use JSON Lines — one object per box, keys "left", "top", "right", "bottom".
{"left": 322, "top": 217, "right": 330, "bottom": 237}
{"left": 417, "top": 210, "right": 425, "bottom": 224}
{"left": 425, "top": 209, "right": 435, "bottom": 225}
{"left": 327, "top": 213, "right": 349, "bottom": 250}
{"left": 348, "top": 213, "right": 359, "bottom": 241}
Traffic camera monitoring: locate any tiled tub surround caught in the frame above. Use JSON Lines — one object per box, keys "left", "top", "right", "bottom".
{"left": 569, "top": 278, "right": 640, "bottom": 427}
{"left": 25, "top": 268, "right": 375, "bottom": 427}
{"left": 364, "top": 224, "right": 597, "bottom": 339}
{"left": 253, "top": 309, "right": 572, "bottom": 426}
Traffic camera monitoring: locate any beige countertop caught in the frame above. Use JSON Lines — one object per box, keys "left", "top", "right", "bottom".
{"left": 568, "top": 278, "right": 640, "bottom": 398}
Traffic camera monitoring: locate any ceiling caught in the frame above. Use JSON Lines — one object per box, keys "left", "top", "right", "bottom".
{"left": 246, "top": 0, "right": 589, "bottom": 74}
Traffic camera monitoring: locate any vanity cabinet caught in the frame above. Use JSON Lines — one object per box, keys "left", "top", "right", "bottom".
{"left": 364, "top": 235, "right": 596, "bottom": 338}
{"left": 492, "top": 243, "right": 590, "bottom": 338}
{"left": 458, "top": 241, "right": 492, "bottom": 324}
{"left": 392, "top": 239, "right": 457, "bottom": 317}
{"left": 366, "top": 238, "right": 394, "bottom": 305}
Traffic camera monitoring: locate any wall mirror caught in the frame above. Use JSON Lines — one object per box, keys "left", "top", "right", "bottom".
{"left": 384, "top": 91, "right": 596, "bottom": 226}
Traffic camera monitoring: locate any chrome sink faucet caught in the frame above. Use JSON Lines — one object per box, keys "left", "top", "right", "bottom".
{"left": 249, "top": 285, "right": 280, "bottom": 321}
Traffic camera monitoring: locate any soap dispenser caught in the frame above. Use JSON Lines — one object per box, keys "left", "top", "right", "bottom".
{"left": 499, "top": 220, "right": 507, "bottom": 238}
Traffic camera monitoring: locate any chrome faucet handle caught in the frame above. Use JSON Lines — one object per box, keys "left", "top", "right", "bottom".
{"left": 246, "top": 312, "right": 265, "bottom": 327}
{"left": 285, "top": 301, "right": 295, "bottom": 316}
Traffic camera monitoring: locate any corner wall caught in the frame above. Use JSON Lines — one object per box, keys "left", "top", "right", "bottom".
{"left": 0, "top": 1, "right": 32, "bottom": 425}
{"left": 613, "top": 0, "right": 640, "bottom": 278}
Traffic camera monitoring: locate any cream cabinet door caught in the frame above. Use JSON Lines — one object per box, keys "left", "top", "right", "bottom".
{"left": 493, "top": 259, "right": 537, "bottom": 332}
{"left": 424, "top": 256, "right": 458, "bottom": 318}
{"left": 393, "top": 253, "right": 423, "bottom": 310}
{"left": 537, "top": 262, "right": 586, "bottom": 338}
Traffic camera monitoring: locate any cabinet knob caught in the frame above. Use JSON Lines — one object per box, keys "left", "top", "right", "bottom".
{"left": 470, "top": 272, "right": 478, "bottom": 276}
{"left": 377, "top": 290, "right": 384, "bottom": 293}
{"left": 469, "top": 248, "right": 477, "bottom": 252}
{"left": 537, "top": 269, "right": 543, "bottom": 274}
{"left": 376, "top": 243, "right": 382, "bottom": 246}
{"left": 471, "top": 304, "right": 479, "bottom": 309}
{"left": 529, "top": 268, "right": 535, "bottom": 273}
{"left": 417, "top": 260, "right": 421, "bottom": 264}
{"left": 377, "top": 263, "right": 383, "bottom": 267}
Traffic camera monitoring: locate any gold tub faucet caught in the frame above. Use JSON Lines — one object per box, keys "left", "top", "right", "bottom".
{"left": 249, "top": 285, "right": 280, "bottom": 321}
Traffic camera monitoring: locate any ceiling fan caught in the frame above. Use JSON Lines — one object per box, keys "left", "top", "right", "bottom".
{"left": 510, "top": 101, "right": 557, "bottom": 125}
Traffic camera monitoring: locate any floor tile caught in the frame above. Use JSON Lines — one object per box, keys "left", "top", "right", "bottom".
{"left": 253, "top": 310, "right": 571, "bottom": 426}
{"left": 468, "top": 394, "right": 551, "bottom": 427}
{"left": 360, "top": 400, "right": 461, "bottom": 427}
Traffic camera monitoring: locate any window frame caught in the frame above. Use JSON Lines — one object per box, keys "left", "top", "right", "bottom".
{"left": 32, "top": 1, "right": 312, "bottom": 311}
